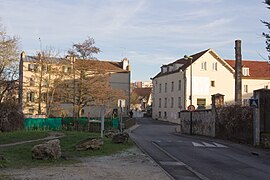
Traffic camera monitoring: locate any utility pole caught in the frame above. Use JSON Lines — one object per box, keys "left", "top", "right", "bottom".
{"left": 184, "top": 55, "right": 193, "bottom": 135}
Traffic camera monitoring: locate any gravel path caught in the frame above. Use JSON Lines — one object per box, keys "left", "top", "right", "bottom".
{"left": 1, "top": 147, "right": 171, "bottom": 180}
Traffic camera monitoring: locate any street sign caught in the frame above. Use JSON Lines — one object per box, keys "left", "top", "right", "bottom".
{"left": 118, "top": 99, "right": 126, "bottom": 108}
{"left": 187, "top": 105, "right": 195, "bottom": 112}
{"left": 249, "top": 99, "right": 258, "bottom": 108}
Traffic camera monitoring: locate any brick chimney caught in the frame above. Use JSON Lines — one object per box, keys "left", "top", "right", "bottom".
{"left": 235, "top": 40, "right": 242, "bottom": 105}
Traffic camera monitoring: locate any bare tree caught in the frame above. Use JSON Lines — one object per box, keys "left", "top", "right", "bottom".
{"left": 262, "top": 0, "right": 270, "bottom": 59}
{"left": 0, "top": 25, "right": 20, "bottom": 103}
{"left": 68, "top": 37, "right": 101, "bottom": 59}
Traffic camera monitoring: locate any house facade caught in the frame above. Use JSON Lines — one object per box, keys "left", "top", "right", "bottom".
{"left": 18, "top": 52, "right": 130, "bottom": 117}
{"left": 152, "top": 48, "right": 270, "bottom": 124}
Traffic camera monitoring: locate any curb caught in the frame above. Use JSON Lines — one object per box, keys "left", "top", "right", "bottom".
{"left": 129, "top": 133, "right": 175, "bottom": 180}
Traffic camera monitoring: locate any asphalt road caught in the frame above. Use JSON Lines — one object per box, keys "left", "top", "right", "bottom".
{"left": 129, "top": 117, "right": 270, "bottom": 180}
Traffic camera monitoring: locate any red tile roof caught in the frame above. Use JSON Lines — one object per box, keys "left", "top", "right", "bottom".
{"left": 225, "top": 60, "right": 270, "bottom": 79}
{"left": 132, "top": 88, "right": 152, "bottom": 103}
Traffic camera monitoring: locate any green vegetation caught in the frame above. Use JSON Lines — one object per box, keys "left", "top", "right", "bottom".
{"left": 0, "top": 131, "right": 133, "bottom": 168}
{"left": 0, "top": 130, "right": 49, "bottom": 145}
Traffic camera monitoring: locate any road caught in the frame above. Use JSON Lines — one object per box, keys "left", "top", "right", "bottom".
{"left": 129, "top": 117, "right": 270, "bottom": 180}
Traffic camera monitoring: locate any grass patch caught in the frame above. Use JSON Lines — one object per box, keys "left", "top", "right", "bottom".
{"left": 0, "top": 130, "right": 49, "bottom": 145}
{"left": 0, "top": 131, "right": 133, "bottom": 168}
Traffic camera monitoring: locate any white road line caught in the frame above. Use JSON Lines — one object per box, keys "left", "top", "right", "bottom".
{"left": 192, "top": 142, "right": 205, "bottom": 147}
{"left": 159, "top": 161, "right": 185, "bottom": 166}
{"left": 213, "top": 142, "right": 228, "bottom": 148}
{"left": 202, "top": 142, "right": 216, "bottom": 147}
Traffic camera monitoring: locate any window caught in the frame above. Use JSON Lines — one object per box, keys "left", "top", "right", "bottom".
{"left": 159, "top": 98, "right": 161, "bottom": 108}
{"left": 30, "top": 77, "right": 35, "bottom": 86}
{"left": 244, "top": 85, "right": 248, "bottom": 93}
{"left": 27, "top": 92, "right": 35, "bottom": 102}
{"left": 265, "top": 85, "right": 269, "bottom": 89}
{"left": 164, "top": 98, "right": 167, "bottom": 108}
{"left": 178, "top": 80, "right": 181, "bottom": 91}
{"left": 42, "top": 64, "right": 47, "bottom": 72}
{"left": 28, "top": 108, "right": 34, "bottom": 115}
{"left": 165, "top": 83, "right": 167, "bottom": 93}
{"left": 41, "top": 92, "right": 47, "bottom": 102}
{"left": 28, "top": 64, "right": 38, "bottom": 72}
{"left": 167, "top": 66, "right": 170, "bottom": 72}
{"left": 171, "top": 81, "right": 174, "bottom": 92}
{"left": 212, "top": 62, "right": 217, "bottom": 71}
{"left": 201, "top": 62, "right": 207, "bottom": 70}
{"left": 164, "top": 111, "right": 167, "bottom": 119}
{"left": 243, "top": 67, "right": 250, "bottom": 76}
{"left": 211, "top": 81, "right": 215, "bottom": 87}
{"left": 171, "top": 97, "right": 174, "bottom": 108}
{"left": 28, "top": 64, "right": 34, "bottom": 71}
{"left": 159, "top": 111, "right": 161, "bottom": 118}
{"left": 159, "top": 84, "right": 161, "bottom": 93}
{"left": 178, "top": 112, "right": 181, "bottom": 118}
{"left": 81, "top": 109, "right": 85, "bottom": 115}
{"left": 178, "top": 97, "right": 181, "bottom": 107}
{"left": 197, "top": 98, "right": 206, "bottom": 109}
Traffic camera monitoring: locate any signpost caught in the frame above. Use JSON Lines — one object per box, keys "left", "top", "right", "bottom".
{"left": 249, "top": 99, "right": 258, "bottom": 108}
{"left": 118, "top": 99, "right": 126, "bottom": 133}
{"left": 187, "top": 105, "right": 195, "bottom": 112}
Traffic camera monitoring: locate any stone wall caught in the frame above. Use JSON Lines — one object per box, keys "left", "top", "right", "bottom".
{"left": 180, "top": 109, "right": 215, "bottom": 137}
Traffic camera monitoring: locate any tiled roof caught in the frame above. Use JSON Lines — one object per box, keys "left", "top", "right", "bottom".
{"left": 225, "top": 60, "right": 270, "bottom": 79}
{"left": 24, "top": 56, "right": 127, "bottom": 72}
{"left": 132, "top": 88, "right": 152, "bottom": 103}
{"left": 152, "top": 49, "right": 209, "bottom": 79}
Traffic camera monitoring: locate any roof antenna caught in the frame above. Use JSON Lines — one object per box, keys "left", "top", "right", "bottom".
{"left": 39, "top": 37, "right": 42, "bottom": 52}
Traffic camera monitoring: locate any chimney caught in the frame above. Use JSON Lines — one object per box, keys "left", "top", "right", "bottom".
{"left": 122, "top": 58, "right": 129, "bottom": 70}
{"left": 18, "top": 51, "right": 25, "bottom": 112}
{"left": 235, "top": 40, "right": 242, "bottom": 105}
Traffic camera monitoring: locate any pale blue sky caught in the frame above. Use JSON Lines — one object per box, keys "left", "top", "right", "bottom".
{"left": 0, "top": 0, "right": 268, "bottom": 81}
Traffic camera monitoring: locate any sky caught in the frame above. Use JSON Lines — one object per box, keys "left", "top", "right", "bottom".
{"left": 0, "top": 0, "right": 269, "bottom": 81}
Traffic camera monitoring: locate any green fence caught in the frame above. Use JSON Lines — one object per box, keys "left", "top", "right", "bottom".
{"left": 24, "top": 118, "right": 62, "bottom": 130}
{"left": 24, "top": 117, "right": 120, "bottom": 131}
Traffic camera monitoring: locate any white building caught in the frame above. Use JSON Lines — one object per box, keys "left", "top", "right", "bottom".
{"left": 152, "top": 48, "right": 270, "bottom": 124}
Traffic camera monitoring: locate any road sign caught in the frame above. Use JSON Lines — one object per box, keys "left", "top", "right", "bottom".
{"left": 187, "top": 105, "right": 195, "bottom": 112}
{"left": 249, "top": 99, "right": 258, "bottom": 108}
{"left": 118, "top": 99, "right": 126, "bottom": 107}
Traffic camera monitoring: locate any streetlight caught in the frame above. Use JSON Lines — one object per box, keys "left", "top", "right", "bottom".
{"left": 184, "top": 55, "right": 193, "bottom": 135}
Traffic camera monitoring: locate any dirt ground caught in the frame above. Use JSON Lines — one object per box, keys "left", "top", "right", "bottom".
{"left": 1, "top": 147, "right": 171, "bottom": 180}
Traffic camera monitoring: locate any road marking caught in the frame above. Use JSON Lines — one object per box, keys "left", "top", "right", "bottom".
{"left": 192, "top": 142, "right": 205, "bottom": 147}
{"left": 202, "top": 142, "right": 216, "bottom": 147}
{"left": 152, "top": 141, "right": 210, "bottom": 180}
{"left": 213, "top": 142, "right": 228, "bottom": 148}
{"left": 159, "top": 161, "right": 185, "bottom": 166}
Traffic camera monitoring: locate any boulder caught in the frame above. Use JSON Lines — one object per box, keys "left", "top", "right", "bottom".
{"left": 31, "top": 139, "right": 61, "bottom": 160}
{"left": 76, "top": 138, "right": 103, "bottom": 151}
{"left": 104, "top": 129, "right": 119, "bottom": 138}
{"left": 112, "top": 132, "right": 129, "bottom": 144}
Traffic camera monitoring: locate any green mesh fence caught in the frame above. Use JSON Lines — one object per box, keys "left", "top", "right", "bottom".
{"left": 24, "top": 117, "right": 118, "bottom": 131}
{"left": 24, "top": 118, "right": 62, "bottom": 130}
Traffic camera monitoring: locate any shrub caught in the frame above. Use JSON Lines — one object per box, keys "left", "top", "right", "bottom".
{"left": 0, "top": 101, "right": 24, "bottom": 132}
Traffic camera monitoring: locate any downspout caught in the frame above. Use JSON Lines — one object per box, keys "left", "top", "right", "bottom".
{"left": 183, "top": 69, "right": 187, "bottom": 109}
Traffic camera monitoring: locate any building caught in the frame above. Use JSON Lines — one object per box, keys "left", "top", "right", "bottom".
{"left": 152, "top": 48, "right": 270, "bottom": 123}
{"left": 130, "top": 87, "right": 152, "bottom": 111}
{"left": 18, "top": 52, "right": 131, "bottom": 117}
{"left": 132, "top": 81, "right": 153, "bottom": 88}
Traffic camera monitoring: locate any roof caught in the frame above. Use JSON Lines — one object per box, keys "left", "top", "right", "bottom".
{"left": 225, "top": 60, "right": 270, "bottom": 79}
{"left": 23, "top": 56, "right": 128, "bottom": 72}
{"left": 152, "top": 49, "right": 209, "bottom": 79}
{"left": 132, "top": 88, "right": 152, "bottom": 103}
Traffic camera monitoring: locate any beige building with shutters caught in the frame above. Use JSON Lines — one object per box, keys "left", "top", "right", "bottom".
{"left": 18, "top": 52, "right": 131, "bottom": 117}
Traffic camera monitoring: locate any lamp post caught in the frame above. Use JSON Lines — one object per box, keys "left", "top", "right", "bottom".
{"left": 184, "top": 55, "right": 193, "bottom": 135}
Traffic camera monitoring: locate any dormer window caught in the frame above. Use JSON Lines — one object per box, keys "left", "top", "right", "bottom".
{"left": 242, "top": 67, "right": 250, "bottom": 76}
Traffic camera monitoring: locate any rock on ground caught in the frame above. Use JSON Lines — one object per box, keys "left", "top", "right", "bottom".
{"left": 31, "top": 139, "right": 61, "bottom": 160}
{"left": 1, "top": 147, "right": 171, "bottom": 180}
